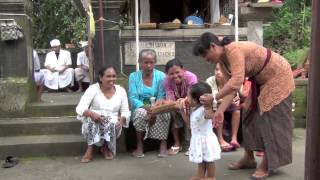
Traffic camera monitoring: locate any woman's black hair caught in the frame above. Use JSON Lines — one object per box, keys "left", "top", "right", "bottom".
{"left": 97, "top": 65, "right": 116, "bottom": 83}
{"left": 165, "top": 58, "right": 184, "bottom": 73}
{"left": 193, "top": 32, "right": 233, "bottom": 56}
{"left": 190, "top": 82, "right": 212, "bottom": 104}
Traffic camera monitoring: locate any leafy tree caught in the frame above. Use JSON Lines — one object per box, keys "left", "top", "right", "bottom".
{"left": 263, "top": 0, "right": 312, "bottom": 68}
{"left": 264, "top": 0, "right": 311, "bottom": 55}
{"left": 32, "top": 0, "right": 86, "bottom": 48}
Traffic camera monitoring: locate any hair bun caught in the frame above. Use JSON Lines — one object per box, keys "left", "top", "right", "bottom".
{"left": 221, "top": 37, "right": 233, "bottom": 46}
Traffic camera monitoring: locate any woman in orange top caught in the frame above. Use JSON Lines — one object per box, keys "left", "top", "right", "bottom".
{"left": 193, "top": 32, "right": 294, "bottom": 179}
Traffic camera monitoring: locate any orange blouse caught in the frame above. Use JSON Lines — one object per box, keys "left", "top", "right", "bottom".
{"left": 218, "top": 41, "right": 295, "bottom": 112}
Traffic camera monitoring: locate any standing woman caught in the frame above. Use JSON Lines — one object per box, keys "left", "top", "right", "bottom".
{"left": 163, "top": 58, "right": 198, "bottom": 155}
{"left": 193, "top": 32, "right": 294, "bottom": 179}
{"left": 76, "top": 66, "right": 131, "bottom": 162}
{"left": 129, "top": 49, "right": 171, "bottom": 158}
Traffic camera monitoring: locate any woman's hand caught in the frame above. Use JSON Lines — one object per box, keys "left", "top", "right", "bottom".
{"left": 213, "top": 111, "right": 224, "bottom": 128}
{"left": 200, "top": 93, "right": 214, "bottom": 107}
{"left": 116, "top": 117, "right": 126, "bottom": 128}
{"left": 144, "top": 107, "right": 156, "bottom": 126}
{"left": 90, "top": 111, "right": 103, "bottom": 124}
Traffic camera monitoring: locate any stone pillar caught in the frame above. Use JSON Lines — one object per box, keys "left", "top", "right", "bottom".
{"left": 0, "top": 0, "right": 35, "bottom": 117}
{"left": 92, "top": 0, "right": 124, "bottom": 73}
{"left": 247, "top": 21, "right": 263, "bottom": 45}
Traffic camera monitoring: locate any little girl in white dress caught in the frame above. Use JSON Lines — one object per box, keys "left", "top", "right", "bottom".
{"left": 186, "top": 82, "right": 221, "bottom": 180}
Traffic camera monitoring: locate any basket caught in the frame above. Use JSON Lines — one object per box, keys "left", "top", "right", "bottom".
{"left": 158, "top": 22, "right": 181, "bottom": 30}
{"left": 139, "top": 23, "right": 157, "bottom": 29}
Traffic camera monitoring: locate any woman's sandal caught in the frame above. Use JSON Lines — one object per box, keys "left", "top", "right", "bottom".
{"left": 251, "top": 172, "right": 269, "bottom": 179}
{"left": 132, "top": 151, "right": 145, "bottom": 158}
{"left": 168, "top": 146, "right": 182, "bottom": 155}
{"left": 255, "top": 151, "right": 264, "bottom": 157}
{"left": 230, "top": 141, "right": 241, "bottom": 149}
{"left": 228, "top": 161, "right": 257, "bottom": 170}
{"left": 221, "top": 144, "right": 235, "bottom": 152}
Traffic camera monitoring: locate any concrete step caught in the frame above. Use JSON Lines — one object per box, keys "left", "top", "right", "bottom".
{"left": 0, "top": 133, "right": 128, "bottom": 158}
{"left": 26, "top": 92, "right": 81, "bottom": 117}
{"left": 0, "top": 117, "right": 80, "bottom": 136}
{"left": 0, "top": 134, "right": 86, "bottom": 158}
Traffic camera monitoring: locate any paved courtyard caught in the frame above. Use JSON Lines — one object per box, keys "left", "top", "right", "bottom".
{"left": 0, "top": 129, "right": 305, "bottom": 180}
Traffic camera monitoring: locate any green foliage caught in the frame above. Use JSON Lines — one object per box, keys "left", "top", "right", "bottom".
{"left": 283, "top": 47, "right": 309, "bottom": 68}
{"left": 32, "top": 0, "right": 87, "bottom": 48}
{"left": 264, "top": 0, "right": 311, "bottom": 59}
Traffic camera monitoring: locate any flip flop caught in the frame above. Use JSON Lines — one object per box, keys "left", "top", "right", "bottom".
{"left": 2, "top": 156, "right": 19, "bottom": 168}
{"left": 251, "top": 173, "right": 269, "bottom": 179}
{"left": 168, "top": 146, "right": 182, "bottom": 155}
{"left": 228, "top": 161, "right": 257, "bottom": 170}
{"left": 157, "top": 153, "right": 168, "bottom": 158}
{"left": 184, "top": 150, "right": 189, "bottom": 156}
{"left": 132, "top": 151, "right": 145, "bottom": 158}
{"left": 255, "top": 151, "right": 264, "bottom": 157}
{"left": 221, "top": 144, "right": 235, "bottom": 152}
{"left": 230, "top": 142, "right": 241, "bottom": 149}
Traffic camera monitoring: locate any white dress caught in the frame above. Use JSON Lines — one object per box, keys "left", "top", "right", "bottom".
{"left": 189, "top": 106, "right": 221, "bottom": 163}
{"left": 76, "top": 83, "right": 131, "bottom": 153}
{"left": 75, "top": 51, "right": 90, "bottom": 82}
{"left": 43, "top": 49, "right": 74, "bottom": 90}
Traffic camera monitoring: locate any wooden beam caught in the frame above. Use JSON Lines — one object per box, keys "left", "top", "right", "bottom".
{"left": 305, "top": 0, "right": 320, "bottom": 179}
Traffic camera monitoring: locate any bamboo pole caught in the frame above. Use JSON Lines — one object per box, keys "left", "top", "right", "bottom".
{"left": 135, "top": 0, "right": 140, "bottom": 71}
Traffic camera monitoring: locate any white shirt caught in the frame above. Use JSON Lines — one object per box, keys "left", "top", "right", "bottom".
{"left": 76, "top": 51, "right": 89, "bottom": 67}
{"left": 44, "top": 49, "right": 72, "bottom": 70}
{"left": 76, "top": 83, "right": 131, "bottom": 127}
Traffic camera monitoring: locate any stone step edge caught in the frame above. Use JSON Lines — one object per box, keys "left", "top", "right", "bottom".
{"left": 0, "top": 134, "right": 84, "bottom": 146}
{"left": 0, "top": 116, "right": 78, "bottom": 124}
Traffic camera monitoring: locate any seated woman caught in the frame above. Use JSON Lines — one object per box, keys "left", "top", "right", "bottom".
{"left": 76, "top": 66, "right": 131, "bottom": 163}
{"left": 163, "top": 58, "right": 198, "bottom": 155}
{"left": 129, "top": 49, "right": 171, "bottom": 158}
{"left": 206, "top": 63, "right": 241, "bottom": 152}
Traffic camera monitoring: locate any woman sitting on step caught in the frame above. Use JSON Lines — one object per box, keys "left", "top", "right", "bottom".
{"left": 76, "top": 66, "right": 131, "bottom": 163}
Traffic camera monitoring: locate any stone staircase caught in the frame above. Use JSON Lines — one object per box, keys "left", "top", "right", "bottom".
{"left": 0, "top": 92, "right": 127, "bottom": 159}
{"left": 0, "top": 93, "right": 85, "bottom": 158}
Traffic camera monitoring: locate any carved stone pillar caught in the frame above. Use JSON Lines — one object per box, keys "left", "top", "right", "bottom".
{"left": 0, "top": 0, "right": 35, "bottom": 116}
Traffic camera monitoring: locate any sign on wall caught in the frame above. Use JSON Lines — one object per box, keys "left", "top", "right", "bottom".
{"left": 124, "top": 41, "right": 175, "bottom": 65}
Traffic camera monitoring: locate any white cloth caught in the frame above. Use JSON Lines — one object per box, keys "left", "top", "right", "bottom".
{"left": 76, "top": 83, "right": 131, "bottom": 128}
{"left": 206, "top": 76, "right": 219, "bottom": 98}
{"left": 189, "top": 106, "right": 221, "bottom": 163}
{"left": 33, "top": 50, "right": 44, "bottom": 85}
{"left": 50, "top": 39, "right": 60, "bottom": 47}
{"left": 75, "top": 51, "right": 90, "bottom": 82}
{"left": 43, "top": 49, "right": 74, "bottom": 89}
{"left": 210, "top": 0, "right": 220, "bottom": 24}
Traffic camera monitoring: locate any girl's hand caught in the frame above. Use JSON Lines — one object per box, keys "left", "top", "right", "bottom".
{"left": 200, "top": 93, "right": 214, "bottom": 107}
{"left": 213, "top": 111, "right": 224, "bottom": 128}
